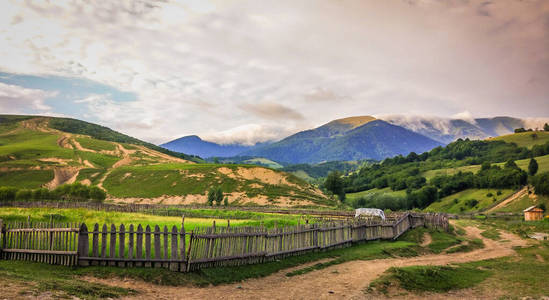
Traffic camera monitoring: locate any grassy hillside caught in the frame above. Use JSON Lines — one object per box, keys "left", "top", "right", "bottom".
{"left": 488, "top": 131, "right": 549, "bottom": 149}
{"left": 491, "top": 193, "right": 549, "bottom": 213}
{"left": 424, "top": 189, "right": 515, "bottom": 213}
{"left": 423, "top": 154, "right": 549, "bottom": 180}
{"left": 346, "top": 187, "right": 407, "bottom": 201}
{"left": 0, "top": 116, "right": 332, "bottom": 207}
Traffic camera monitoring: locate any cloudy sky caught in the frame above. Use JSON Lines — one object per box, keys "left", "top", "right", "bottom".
{"left": 1, "top": 0, "right": 548, "bottom": 145}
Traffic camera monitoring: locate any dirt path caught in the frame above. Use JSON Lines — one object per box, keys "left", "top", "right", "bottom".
{"left": 486, "top": 187, "right": 528, "bottom": 212}
{"left": 86, "top": 224, "right": 527, "bottom": 300}
{"left": 420, "top": 232, "right": 432, "bottom": 247}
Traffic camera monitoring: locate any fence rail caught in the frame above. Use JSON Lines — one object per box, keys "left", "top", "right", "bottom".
{"left": 0, "top": 201, "right": 355, "bottom": 218}
{"left": 0, "top": 212, "right": 448, "bottom": 272}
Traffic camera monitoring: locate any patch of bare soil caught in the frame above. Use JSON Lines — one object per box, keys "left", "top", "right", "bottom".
{"left": 0, "top": 279, "right": 40, "bottom": 299}
{"left": 44, "top": 167, "right": 80, "bottom": 189}
{"left": 38, "top": 157, "right": 70, "bottom": 165}
{"left": 236, "top": 167, "right": 293, "bottom": 186}
{"left": 487, "top": 187, "right": 528, "bottom": 212}
{"left": 420, "top": 232, "right": 432, "bottom": 247}
{"left": 56, "top": 135, "right": 73, "bottom": 149}
{"left": 80, "top": 179, "right": 92, "bottom": 186}
{"left": 86, "top": 223, "right": 527, "bottom": 300}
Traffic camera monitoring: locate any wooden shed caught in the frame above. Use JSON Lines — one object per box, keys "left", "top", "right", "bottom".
{"left": 524, "top": 206, "right": 544, "bottom": 221}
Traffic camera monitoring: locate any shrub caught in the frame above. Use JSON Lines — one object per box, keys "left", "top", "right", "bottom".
{"left": 486, "top": 193, "right": 493, "bottom": 197}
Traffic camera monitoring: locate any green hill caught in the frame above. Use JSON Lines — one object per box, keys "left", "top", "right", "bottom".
{"left": 424, "top": 188, "right": 515, "bottom": 213}
{"left": 423, "top": 154, "right": 549, "bottom": 180}
{"left": 0, "top": 115, "right": 332, "bottom": 207}
{"left": 488, "top": 131, "right": 549, "bottom": 149}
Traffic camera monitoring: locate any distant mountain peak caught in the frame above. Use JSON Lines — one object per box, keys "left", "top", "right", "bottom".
{"left": 329, "top": 116, "right": 376, "bottom": 129}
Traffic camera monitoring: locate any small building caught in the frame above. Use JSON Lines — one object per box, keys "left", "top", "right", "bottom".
{"left": 524, "top": 206, "right": 544, "bottom": 221}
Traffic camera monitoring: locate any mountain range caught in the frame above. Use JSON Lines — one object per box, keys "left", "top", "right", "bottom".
{"left": 161, "top": 115, "right": 548, "bottom": 164}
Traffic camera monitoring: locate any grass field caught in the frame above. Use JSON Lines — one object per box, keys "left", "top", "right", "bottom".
{"left": 488, "top": 131, "right": 549, "bottom": 149}
{"left": 424, "top": 189, "right": 515, "bottom": 213}
{"left": 0, "top": 169, "right": 54, "bottom": 189}
{"left": 0, "top": 207, "right": 305, "bottom": 230}
{"left": 75, "top": 137, "right": 117, "bottom": 151}
{"left": 423, "top": 154, "right": 549, "bottom": 180}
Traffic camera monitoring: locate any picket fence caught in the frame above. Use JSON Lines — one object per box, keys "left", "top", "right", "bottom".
{"left": 0, "top": 213, "right": 448, "bottom": 272}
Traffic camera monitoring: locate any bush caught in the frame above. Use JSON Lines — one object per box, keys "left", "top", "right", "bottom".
{"left": 486, "top": 193, "right": 493, "bottom": 197}
{"left": 0, "top": 184, "right": 106, "bottom": 202}
{"left": 0, "top": 187, "right": 18, "bottom": 201}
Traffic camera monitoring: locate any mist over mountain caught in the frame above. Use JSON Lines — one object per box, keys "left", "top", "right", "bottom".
{"left": 380, "top": 115, "right": 545, "bottom": 144}
{"left": 161, "top": 115, "right": 548, "bottom": 164}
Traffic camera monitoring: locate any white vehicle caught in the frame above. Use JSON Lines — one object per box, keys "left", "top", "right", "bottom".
{"left": 354, "top": 208, "right": 386, "bottom": 220}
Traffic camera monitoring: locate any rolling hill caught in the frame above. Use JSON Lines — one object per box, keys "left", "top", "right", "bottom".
{"left": 488, "top": 131, "right": 549, "bottom": 149}
{"left": 242, "top": 117, "right": 444, "bottom": 163}
{"left": 0, "top": 115, "right": 332, "bottom": 207}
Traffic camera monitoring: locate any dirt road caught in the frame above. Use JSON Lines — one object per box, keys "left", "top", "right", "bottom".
{"left": 86, "top": 224, "right": 527, "bottom": 300}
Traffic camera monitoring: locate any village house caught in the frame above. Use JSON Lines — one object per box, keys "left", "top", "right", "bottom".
{"left": 523, "top": 206, "right": 544, "bottom": 221}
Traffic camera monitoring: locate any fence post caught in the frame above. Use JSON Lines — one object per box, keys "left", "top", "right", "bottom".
{"left": 0, "top": 218, "right": 4, "bottom": 258}
{"left": 78, "top": 223, "right": 89, "bottom": 266}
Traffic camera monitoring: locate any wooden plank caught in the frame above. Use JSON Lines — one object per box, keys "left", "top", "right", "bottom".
{"left": 170, "top": 225, "right": 178, "bottom": 271}
{"left": 128, "top": 224, "right": 134, "bottom": 263}
{"left": 145, "top": 225, "right": 151, "bottom": 267}
{"left": 119, "top": 224, "right": 126, "bottom": 267}
{"left": 154, "top": 225, "right": 161, "bottom": 264}
{"left": 109, "top": 224, "right": 116, "bottom": 266}
{"left": 92, "top": 224, "right": 99, "bottom": 258}
{"left": 77, "top": 223, "right": 89, "bottom": 266}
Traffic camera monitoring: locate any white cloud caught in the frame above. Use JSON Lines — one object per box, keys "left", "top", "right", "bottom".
{"left": 0, "top": 82, "right": 56, "bottom": 114}
{"left": 1, "top": 0, "right": 548, "bottom": 144}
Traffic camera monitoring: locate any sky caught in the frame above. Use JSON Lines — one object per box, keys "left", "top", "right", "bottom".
{"left": 1, "top": 0, "right": 548, "bottom": 145}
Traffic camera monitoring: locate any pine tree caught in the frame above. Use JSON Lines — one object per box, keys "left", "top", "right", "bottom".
{"left": 544, "top": 123, "right": 549, "bottom": 132}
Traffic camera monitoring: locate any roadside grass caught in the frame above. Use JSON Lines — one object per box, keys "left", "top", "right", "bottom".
{"left": 0, "top": 260, "right": 136, "bottom": 299}
{"left": 480, "top": 228, "right": 501, "bottom": 240}
{"left": 424, "top": 188, "right": 514, "bottom": 214}
{"left": 427, "top": 230, "right": 463, "bottom": 253}
{"left": 483, "top": 217, "right": 549, "bottom": 238}
{"left": 445, "top": 238, "right": 484, "bottom": 254}
{"left": 369, "top": 265, "right": 491, "bottom": 294}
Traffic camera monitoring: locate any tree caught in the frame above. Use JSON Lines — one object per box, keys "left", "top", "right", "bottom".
{"left": 90, "top": 186, "right": 106, "bottom": 202}
{"left": 544, "top": 123, "right": 549, "bottom": 132}
{"left": 514, "top": 128, "right": 527, "bottom": 133}
{"left": 223, "top": 196, "right": 229, "bottom": 206}
{"left": 504, "top": 159, "right": 519, "bottom": 170}
{"left": 324, "top": 171, "right": 345, "bottom": 201}
{"left": 528, "top": 158, "right": 539, "bottom": 176}
{"left": 207, "top": 187, "right": 216, "bottom": 206}
{"left": 531, "top": 172, "right": 549, "bottom": 196}
{"left": 215, "top": 187, "right": 223, "bottom": 206}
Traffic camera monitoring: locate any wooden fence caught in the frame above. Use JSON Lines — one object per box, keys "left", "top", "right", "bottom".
{"left": 0, "top": 213, "right": 448, "bottom": 272}
{"left": 0, "top": 218, "right": 80, "bottom": 266}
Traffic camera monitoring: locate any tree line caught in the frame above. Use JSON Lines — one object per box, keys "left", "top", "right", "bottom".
{"left": 0, "top": 183, "right": 106, "bottom": 202}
